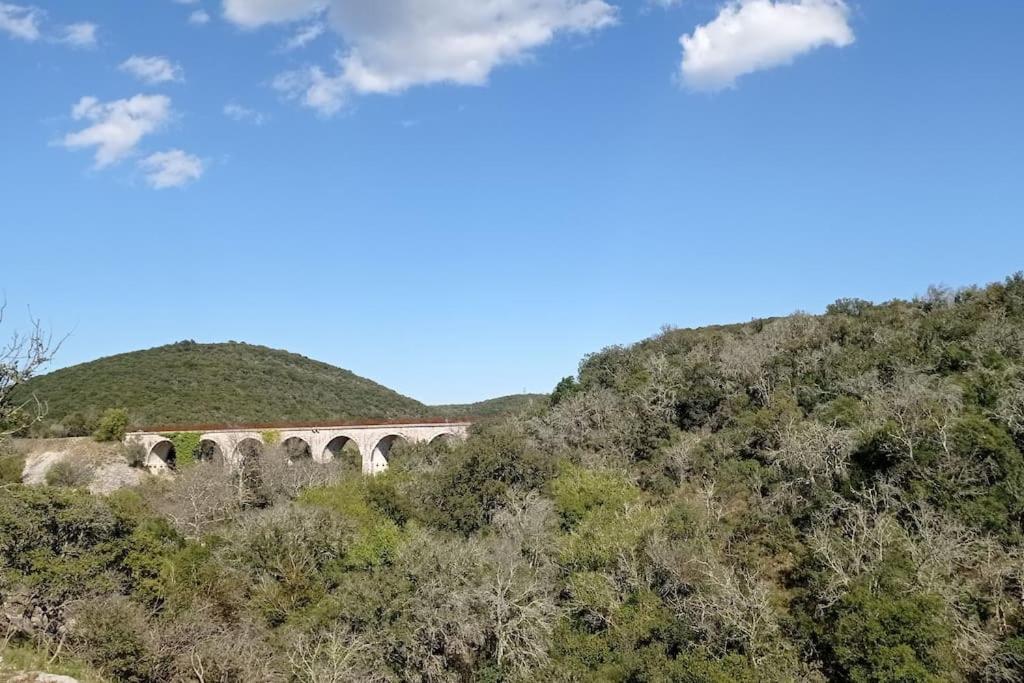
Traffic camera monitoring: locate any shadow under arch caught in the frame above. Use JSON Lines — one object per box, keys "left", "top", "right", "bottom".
{"left": 281, "top": 436, "right": 312, "bottom": 461}
{"left": 149, "top": 440, "right": 176, "bottom": 470}
{"left": 323, "top": 435, "right": 362, "bottom": 474}
{"left": 196, "top": 439, "right": 225, "bottom": 466}
{"left": 371, "top": 434, "right": 408, "bottom": 470}
{"left": 429, "top": 433, "right": 456, "bottom": 446}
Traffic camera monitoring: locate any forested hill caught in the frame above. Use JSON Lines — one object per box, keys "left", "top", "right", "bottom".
{"left": 433, "top": 393, "right": 549, "bottom": 419}
{"left": 20, "top": 341, "right": 430, "bottom": 428}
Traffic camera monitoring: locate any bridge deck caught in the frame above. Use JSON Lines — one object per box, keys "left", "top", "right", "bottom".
{"left": 129, "top": 416, "right": 472, "bottom": 435}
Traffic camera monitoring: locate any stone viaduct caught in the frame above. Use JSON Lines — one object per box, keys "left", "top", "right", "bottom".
{"left": 125, "top": 419, "right": 471, "bottom": 475}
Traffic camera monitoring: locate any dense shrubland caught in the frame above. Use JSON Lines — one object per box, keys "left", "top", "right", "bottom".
{"left": 4, "top": 275, "right": 1024, "bottom": 681}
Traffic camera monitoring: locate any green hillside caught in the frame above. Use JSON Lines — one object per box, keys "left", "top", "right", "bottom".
{"left": 433, "top": 393, "right": 549, "bottom": 418}
{"left": 20, "top": 341, "right": 429, "bottom": 429}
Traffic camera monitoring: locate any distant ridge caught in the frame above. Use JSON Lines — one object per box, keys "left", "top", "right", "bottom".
{"left": 433, "top": 393, "right": 549, "bottom": 419}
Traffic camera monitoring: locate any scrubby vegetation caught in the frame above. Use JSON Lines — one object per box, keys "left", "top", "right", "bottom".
{"left": 4, "top": 275, "right": 1024, "bottom": 681}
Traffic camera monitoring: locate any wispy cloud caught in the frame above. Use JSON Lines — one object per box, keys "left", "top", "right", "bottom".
{"left": 1, "top": 4, "right": 101, "bottom": 48}
{"left": 61, "top": 94, "right": 173, "bottom": 168}
{"left": 188, "top": 9, "right": 210, "bottom": 25}
{"left": 138, "top": 149, "right": 204, "bottom": 189}
{"left": 0, "top": 2, "right": 42, "bottom": 41}
{"left": 224, "top": 102, "right": 267, "bottom": 125}
{"left": 59, "top": 21, "right": 97, "bottom": 48}
{"left": 119, "top": 55, "right": 185, "bottom": 84}
{"left": 281, "top": 20, "right": 324, "bottom": 51}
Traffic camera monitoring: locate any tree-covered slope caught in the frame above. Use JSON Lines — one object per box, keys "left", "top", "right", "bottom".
{"left": 20, "top": 341, "right": 429, "bottom": 428}
{"left": 431, "top": 393, "right": 549, "bottom": 419}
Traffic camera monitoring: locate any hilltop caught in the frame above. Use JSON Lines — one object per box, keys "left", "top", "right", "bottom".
{"left": 17, "top": 341, "right": 544, "bottom": 432}
{"left": 20, "top": 341, "right": 430, "bottom": 430}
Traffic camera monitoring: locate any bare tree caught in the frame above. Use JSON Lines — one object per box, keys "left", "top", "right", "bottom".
{"left": 259, "top": 444, "right": 344, "bottom": 503}
{"left": 0, "top": 300, "right": 63, "bottom": 437}
{"left": 867, "top": 371, "right": 962, "bottom": 465}
{"left": 152, "top": 462, "right": 241, "bottom": 537}
{"left": 288, "top": 627, "right": 383, "bottom": 683}
{"left": 646, "top": 527, "right": 784, "bottom": 666}
{"left": 995, "top": 373, "right": 1024, "bottom": 437}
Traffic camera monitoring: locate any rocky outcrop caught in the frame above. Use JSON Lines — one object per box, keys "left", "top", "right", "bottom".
{"left": 5, "top": 673, "right": 81, "bottom": 682}
{"left": 16, "top": 438, "right": 144, "bottom": 495}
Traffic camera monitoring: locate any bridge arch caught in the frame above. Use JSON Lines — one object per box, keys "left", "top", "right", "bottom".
{"left": 430, "top": 432, "right": 457, "bottom": 446}
{"left": 281, "top": 436, "right": 312, "bottom": 461}
{"left": 322, "top": 435, "right": 362, "bottom": 473}
{"left": 196, "top": 439, "right": 225, "bottom": 466}
{"left": 147, "top": 439, "right": 176, "bottom": 470}
{"left": 234, "top": 437, "right": 264, "bottom": 464}
{"left": 371, "top": 434, "right": 408, "bottom": 472}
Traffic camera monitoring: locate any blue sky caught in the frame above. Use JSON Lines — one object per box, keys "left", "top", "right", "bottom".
{"left": 1, "top": 0, "right": 1022, "bottom": 404}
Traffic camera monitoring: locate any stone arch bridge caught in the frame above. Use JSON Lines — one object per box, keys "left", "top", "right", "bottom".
{"left": 125, "top": 419, "right": 471, "bottom": 475}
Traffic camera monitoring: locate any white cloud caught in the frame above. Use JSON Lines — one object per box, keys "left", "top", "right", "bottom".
{"left": 224, "top": 102, "right": 267, "bottom": 124}
{"left": 224, "top": 0, "right": 324, "bottom": 27}
{"left": 0, "top": 2, "right": 42, "bottom": 41}
{"left": 680, "top": 0, "right": 854, "bottom": 91}
{"left": 272, "top": 61, "right": 348, "bottom": 116}
{"left": 231, "top": 0, "right": 616, "bottom": 115}
{"left": 138, "top": 149, "right": 204, "bottom": 189}
{"left": 189, "top": 9, "right": 211, "bottom": 24}
{"left": 59, "top": 21, "right": 97, "bottom": 47}
{"left": 119, "top": 55, "right": 185, "bottom": 84}
{"left": 61, "top": 94, "right": 172, "bottom": 168}
{"left": 281, "top": 20, "right": 324, "bottom": 50}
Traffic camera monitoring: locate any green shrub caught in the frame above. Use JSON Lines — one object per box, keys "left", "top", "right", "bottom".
{"left": 417, "top": 427, "right": 555, "bottom": 534}
{"left": 0, "top": 486, "right": 135, "bottom": 613}
{"left": 94, "top": 408, "right": 129, "bottom": 442}
{"left": 551, "top": 375, "right": 580, "bottom": 405}
{"left": 0, "top": 439, "right": 25, "bottom": 483}
{"left": 45, "top": 458, "right": 95, "bottom": 488}
{"left": 550, "top": 463, "right": 640, "bottom": 530}
{"left": 68, "top": 595, "right": 161, "bottom": 682}
{"left": 820, "top": 565, "right": 955, "bottom": 683}
{"left": 63, "top": 410, "right": 99, "bottom": 437}
{"left": 161, "top": 431, "right": 201, "bottom": 468}
{"left": 230, "top": 507, "right": 351, "bottom": 625}
{"left": 300, "top": 479, "right": 403, "bottom": 569}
